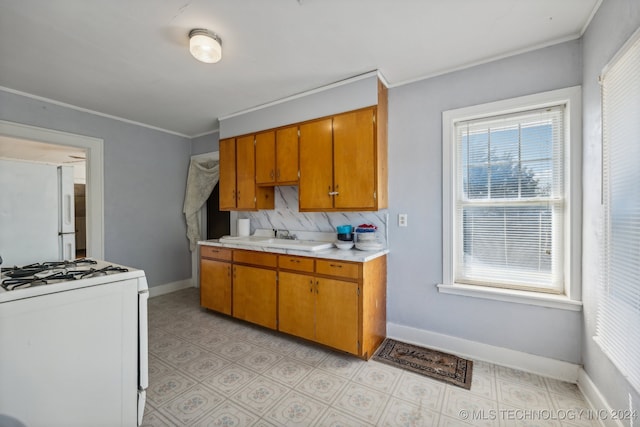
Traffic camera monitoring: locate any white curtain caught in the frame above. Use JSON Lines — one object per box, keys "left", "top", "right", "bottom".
{"left": 183, "top": 158, "right": 219, "bottom": 251}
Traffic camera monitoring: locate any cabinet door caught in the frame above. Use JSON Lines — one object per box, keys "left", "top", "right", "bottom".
{"left": 333, "top": 108, "right": 376, "bottom": 209}
{"left": 233, "top": 265, "right": 277, "bottom": 329}
{"left": 236, "top": 135, "right": 257, "bottom": 210}
{"left": 276, "top": 126, "right": 299, "bottom": 184}
{"left": 200, "top": 259, "right": 232, "bottom": 315}
{"left": 219, "top": 138, "right": 237, "bottom": 210}
{"left": 315, "top": 278, "right": 359, "bottom": 354}
{"left": 278, "top": 271, "right": 315, "bottom": 341}
{"left": 299, "top": 118, "right": 334, "bottom": 210}
{"left": 255, "top": 131, "right": 276, "bottom": 185}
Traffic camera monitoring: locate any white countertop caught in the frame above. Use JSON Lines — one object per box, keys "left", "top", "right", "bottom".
{"left": 198, "top": 239, "right": 388, "bottom": 262}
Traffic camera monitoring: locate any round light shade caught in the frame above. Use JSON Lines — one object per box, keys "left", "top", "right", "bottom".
{"left": 189, "top": 29, "right": 222, "bottom": 63}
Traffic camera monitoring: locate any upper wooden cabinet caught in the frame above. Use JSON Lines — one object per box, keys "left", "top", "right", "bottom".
{"left": 219, "top": 136, "right": 274, "bottom": 211}
{"left": 299, "top": 118, "right": 334, "bottom": 210}
{"left": 221, "top": 78, "right": 388, "bottom": 212}
{"left": 255, "top": 126, "right": 299, "bottom": 186}
{"left": 299, "top": 106, "right": 387, "bottom": 211}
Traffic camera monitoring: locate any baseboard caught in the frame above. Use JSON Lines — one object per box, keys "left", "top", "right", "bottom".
{"left": 148, "top": 278, "right": 194, "bottom": 298}
{"left": 387, "top": 322, "right": 580, "bottom": 383}
{"left": 578, "top": 369, "right": 624, "bottom": 427}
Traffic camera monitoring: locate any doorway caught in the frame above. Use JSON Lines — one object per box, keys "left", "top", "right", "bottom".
{"left": 206, "top": 183, "right": 230, "bottom": 239}
{"left": 0, "top": 120, "right": 104, "bottom": 260}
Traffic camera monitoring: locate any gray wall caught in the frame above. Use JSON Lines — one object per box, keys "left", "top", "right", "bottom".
{"left": 386, "top": 39, "right": 583, "bottom": 363}
{"left": 0, "top": 90, "right": 193, "bottom": 287}
{"left": 581, "top": 0, "right": 640, "bottom": 419}
{"left": 191, "top": 131, "right": 220, "bottom": 156}
{"left": 219, "top": 74, "right": 378, "bottom": 138}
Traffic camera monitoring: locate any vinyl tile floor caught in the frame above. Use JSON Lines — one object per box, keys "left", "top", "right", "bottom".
{"left": 142, "top": 288, "right": 598, "bottom": 427}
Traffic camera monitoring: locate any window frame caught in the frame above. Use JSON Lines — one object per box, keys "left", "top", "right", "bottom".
{"left": 439, "top": 87, "right": 582, "bottom": 310}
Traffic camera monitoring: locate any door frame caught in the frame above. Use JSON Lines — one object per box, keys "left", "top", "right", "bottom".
{"left": 0, "top": 120, "right": 104, "bottom": 259}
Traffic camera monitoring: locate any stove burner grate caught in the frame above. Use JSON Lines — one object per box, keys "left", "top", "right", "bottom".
{"left": 1, "top": 260, "right": 128, "bottom": 291}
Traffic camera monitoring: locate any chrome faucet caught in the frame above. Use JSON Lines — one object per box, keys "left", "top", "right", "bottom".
{"left": 275, "top": 229, "right": 297, "bottom": 240}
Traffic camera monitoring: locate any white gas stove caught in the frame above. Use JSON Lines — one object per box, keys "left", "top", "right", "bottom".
{"left": 0, "top": 258, "right": 144, "bottom": 302}
{"left": 0, "top": 257, "right": 149, "bottom": 426}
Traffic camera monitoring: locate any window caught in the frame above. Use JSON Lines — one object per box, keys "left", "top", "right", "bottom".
{"left": 596, "top": 28, "right": 640, "bottom": 393}
{"left": 440, "top": 87, "right": 581, "bottom": 308}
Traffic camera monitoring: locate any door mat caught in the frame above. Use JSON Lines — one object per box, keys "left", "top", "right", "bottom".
{"left": 372, "top": 338, "right": 473, "bottom": 389}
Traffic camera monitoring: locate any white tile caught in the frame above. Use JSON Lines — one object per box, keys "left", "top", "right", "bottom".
{"left": 147, "top": 288, "right": 595, "bottom": 427}
{"left": 378, "top": 397, "right": 440, "bottom": 427}
{"left": 441, "top": 387, "right": 499, "bottom": 427}
{"left": 318, "top": 352, "right": 366, "bottom": 379}
{"left": 177, "top": 352, "right": 232, "bottom": 379}
{"left": 496, "top": 379, "right": 552, "bottom": 411}
{"left": 497, "top": 404, "right": 562, "bottom": 427}
{"left": 392, "top": 371, "right": 446, "bottom": 412}
{"left": 236, "top": 348, "right": 284, "bottom": 373}
{"left": 288, "top": 343, "right": 332, "bottom": 366}
{"left": 216, "top": 339, "right": 260, "bottom": 359}
{"left": 469, "top": 372, "right": 497, "bottom": 400}
{"left": 294, "top": 370, "right": 348, "bottom": 405}
{"left": 147, "top": 370, "right": 198, "bottom": 406}
{"left": 231, "top": 377, "right": 290, "bottom": 415}
{"left": 139, "top": 409, "right": 176, "bottom": 427}
{"left": 332, "top": 383, "right": 390, "bottom": 424}
{"left": 194, "top": 401, "right": 260, "bottom": 427}
{"left": 265, "top": 390, "right": 327, "bottom": 426}
{"left": 202, "top": 365, "right": 259, "bottom": 395}
{"left": 315, "top": 408, "right": 374, "bottom": 427}
{"left": 263, "top": 358, "right": 315, "bottom": 387}
{"left": 352, "top": 361, "right": 402, "bottom": 393}
{"left": 158, "top": 384, "right": 224, "bottom": 425}
{"left": 495, "top": 366, "right": 546, "bottom": 389}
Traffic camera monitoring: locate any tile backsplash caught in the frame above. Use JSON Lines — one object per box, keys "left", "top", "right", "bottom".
{"left": 238, "top": 186, "right": 388, "bottom": 246}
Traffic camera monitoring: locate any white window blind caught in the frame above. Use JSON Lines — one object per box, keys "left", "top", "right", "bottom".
{"left": 454, "top": 106, "right": 565, "bottom": 293}
{"left": 596, "top": 28, "right": 640, "bottom": 393}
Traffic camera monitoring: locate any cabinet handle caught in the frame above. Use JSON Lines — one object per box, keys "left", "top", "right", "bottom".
{"left": 316, "top": 280, "right": 319, "bottom": 294}
{"left": 309, "top": 279, "right": 313, "bottom": 292}
{"left": 277, "top": 170, "right": 280, "bottom": 179}
{"left": 227, "top": 266, "right": 231, "bottom": 277}
{"left": 290, "top": 259, "right": 300, "bottom": 264}
{"left": 270, "top": 170, "right": 274, "bottom": 179}
{"left": 329, "top": 264, "right": 343, "bottom": 268}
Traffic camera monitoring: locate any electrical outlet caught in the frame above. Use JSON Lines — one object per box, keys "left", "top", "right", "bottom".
{"left": 398, "top": 213, "right": 408, "bottom": 227}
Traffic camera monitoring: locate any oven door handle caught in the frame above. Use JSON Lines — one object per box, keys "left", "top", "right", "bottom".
{"left": 138, "top": 282, "right": 149, "bottom": 390}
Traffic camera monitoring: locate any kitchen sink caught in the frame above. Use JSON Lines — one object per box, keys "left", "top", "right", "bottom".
{"left": 218, "top": 236, "right": 333, "bottom": 252}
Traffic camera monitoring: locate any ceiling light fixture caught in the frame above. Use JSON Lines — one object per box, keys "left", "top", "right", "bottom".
{"left": 189, "top": 29, "right": 222, "bottom": 64}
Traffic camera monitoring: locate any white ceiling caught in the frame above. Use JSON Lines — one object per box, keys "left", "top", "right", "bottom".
{"left": 0, "top": 0, "right": 601, "bottom": 138}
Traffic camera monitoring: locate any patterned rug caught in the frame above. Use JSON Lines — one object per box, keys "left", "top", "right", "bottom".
{"left": 373, "top": 339, "right": 473, "bottom": 389}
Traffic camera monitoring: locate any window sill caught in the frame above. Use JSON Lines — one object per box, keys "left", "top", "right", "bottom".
{"left": 437, "top": 283, "right": 582, "bottom": 311}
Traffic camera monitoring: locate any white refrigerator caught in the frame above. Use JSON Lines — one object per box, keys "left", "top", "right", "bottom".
{"left": 0, "top": 159, "right": 76, "bottom": 266}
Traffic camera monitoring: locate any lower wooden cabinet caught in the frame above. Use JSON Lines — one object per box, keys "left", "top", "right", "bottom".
{"left": 232, "top": 265, "right": 277, "bottom": 330}
{"left": 200, "top": 247, "right": 232, "bottom": 315}
{"left": 278, "top": 272, "right": 316, "bottom": 341}
{"left": 199, "top": 245, "right": 386, "bottom": 359}
{"left": 315, "top": 277, "right": 359, "bottom": 354}
{"left": 200, "top": 259, "right": 232, "bottom": 315}
{"left": 279, "top": 272, "right": 359, "bottom": 354}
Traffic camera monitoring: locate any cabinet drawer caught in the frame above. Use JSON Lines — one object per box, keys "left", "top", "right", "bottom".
{"left": 316, "top": 260, "right": 360, "bottom": 280}
{"left": 200, "top": 246, "right": 232, "bottom": 261}
{"left": 233, "top": 250, "right": 277, "bottom": 268}
{"left": 278, "top": 255, "right": 314, "bottom": 273}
